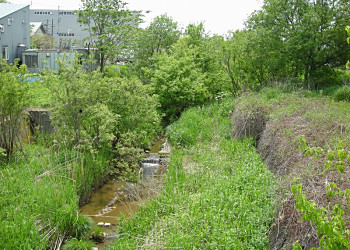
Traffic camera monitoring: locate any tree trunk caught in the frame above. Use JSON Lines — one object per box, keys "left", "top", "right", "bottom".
{"left": 100, "top": 53, "right": 105, "bottom": 73}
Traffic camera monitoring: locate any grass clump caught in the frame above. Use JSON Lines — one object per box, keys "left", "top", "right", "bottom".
{"left": 0, "top": 144, "right": 109, "bottom": 249}
{"left": 111, "top": 97, "right": 276, "bottom": 249}
{"left": 232, "top": 88, "right": 350, "bottom": 249}
{"left": 61, "top": 238, "right": 95, "bottom": 250}
{"left": 333, "top": 85, "right": 350, "bottom": 102}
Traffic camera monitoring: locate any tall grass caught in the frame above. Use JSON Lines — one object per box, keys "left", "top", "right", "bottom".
{"left": 0, "top": 143, "right": 110, "bottom": 248}
{"left": 111, "top": 97, "right": 276, "bottom": 249}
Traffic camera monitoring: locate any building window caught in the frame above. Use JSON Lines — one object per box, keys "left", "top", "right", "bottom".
{"left": 58, "top": 32, "right": 75, "bottom": 37}
{"left": 2, "top": 47, "right": 9, "bottom": 60}
{"left": 25, "top": 55, "right": 38, "bottom": 67}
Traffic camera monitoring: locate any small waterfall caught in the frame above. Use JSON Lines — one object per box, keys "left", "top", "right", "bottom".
{"left": 80, "top": 139, "right": 170, "bottom": 249}
{"left": 140, "top": 153, "right": 161, "bottom": 179}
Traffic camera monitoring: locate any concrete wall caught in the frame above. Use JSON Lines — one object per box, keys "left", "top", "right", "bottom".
{"left": 0, "top": 5, "right": 30, "bottom": 63}
{"left": 28, "top": 110, "right": 53, "bottom": 134}
{"left": 23, "top": 48, "right": 98, "bottom": 72}
{"left": 30, "top": 9, "right": 90, "bottom": 48}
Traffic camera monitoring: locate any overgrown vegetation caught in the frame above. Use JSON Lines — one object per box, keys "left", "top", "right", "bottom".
{"left": 2, "top": 0, "right": 350, "bottom": 248}
{"left": 0, "top": 55, "right": 160, "bottom": 247}
{"left": 292, "top": 137, "right": 350, "bottom": 249}
{"left": 0, "top": 60, "right": 29, "bottom": 158}
{"left": 232, "top": 88, "right": 350, "bottom": 249}
{"left": 0, "top": 144, "right": 107, "bottom": 248}
{"left": 111, "top": 98, "right": 276, "bottom": 249}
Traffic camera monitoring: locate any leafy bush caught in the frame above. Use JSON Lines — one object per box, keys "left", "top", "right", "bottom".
{"left": 112, "top": 98, "right": 276, "bottom": 249}
{"left": 104, "top": 64, "right": 128, "bottom": 78}
{"left": 150, "top": 38, "right": 211, "bottom": 122}
{"left": 43, "top": 57, "right": 161, "bottom": 152}
{"left": 334, "top": 85, "right": 350, "bottom": 102}
{"left": 0, "top": 60, "right": 29, "bottom": 157}
{"left": 292, "top": 137, "right": 350, "bottom": 249}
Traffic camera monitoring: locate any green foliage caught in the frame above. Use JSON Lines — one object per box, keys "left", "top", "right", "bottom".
{"left": 150, "top": 38, "right": 211, "bottom": 122}
{"left": 111, "top": 98, "right": 276, "bottom": 249}
{"left": 167, "top": 97, "right": 235, "bottom": 147}
{"left": 26, "top": 76, "right": 53, "bottom": 108}
{"left": 44, "top": 57, "right": 160, "bottom": 151}
{"left": 40, "top": 56, "right": 160, "bottom": 185}
{"left": 131, "top": 14, "right": 181, "bottom": 82}
{"left": 112, "top": 132, "right": 146, "bottom": 182}
{"left": 0, "top": 143, "right": 109, "bottom": 248}
{"left": 0, "top": 53, "right": 161, "bottom": 248}
{"left": 104, "top": 64, "right": 128, "bottom": 78}
{"left": 347, "top": 26, "right": 350, "bottom": 68}
{"left": 89, "top": 226, "right": 105, "bottom": 242}
{"left": 216, "top": 30, "right": 264, "bottom": 94}
{"left": 334, "top": 85, "right": 350, "bottom": 102}
{"left": 77, "top": 0, "right": 142, "bottom": 72}
{"left": 0, "top": 60, "right": 29, "bottom": 157}
{"left": 292, "top": 138, "right": 350, "bottom": 249}
{"left": 149, "top": 28, "right": 232, "bottom": 122}
{"left": 247, "top": 0, "right": 350, "bottom": 88}
{"left": 30, "top": 34, "right": 55, "bottom": 49}
{"left": 62, "top": 238, "right": 95, "bottom": 250}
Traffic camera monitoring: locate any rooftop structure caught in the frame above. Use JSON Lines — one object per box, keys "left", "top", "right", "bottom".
{"left": 0, "top": 3, "right": 30, "bottom": 63}
{"left": 30, "top": 9, "right": 90, "bottom": 48}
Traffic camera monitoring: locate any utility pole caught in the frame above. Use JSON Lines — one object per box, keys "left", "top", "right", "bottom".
{"left": 57, "top": 6, "right": 60, "bottom": 35}
{"left": 45, "top": 19, "right": 49, "bottom": 34}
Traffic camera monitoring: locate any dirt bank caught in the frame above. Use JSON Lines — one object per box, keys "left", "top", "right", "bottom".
{"left": 232, "top": 89, "right": 350, "bottom": 249}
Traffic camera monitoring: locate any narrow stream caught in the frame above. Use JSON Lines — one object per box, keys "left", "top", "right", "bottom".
{"left": 80, "top": 138, "right": 169, "bottom": 249}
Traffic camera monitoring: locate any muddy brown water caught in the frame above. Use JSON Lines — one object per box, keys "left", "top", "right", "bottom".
{"left": 80, "top": 139, "right": 168, "bottom": 249}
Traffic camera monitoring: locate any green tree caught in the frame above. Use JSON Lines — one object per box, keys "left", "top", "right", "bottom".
{"left": 247, "top": 0, "right": 350, "bottom": 88}
{"left": 183, "top": 23, "right": 230, "bottom": 96}
{"left": 131, "top": 14, "right": 181, "bottom": 82}
{"left": 150, "top": 37, "right": 211, "bottom": 122}
{"left": 215, "top": 31, "right": 258, "bottom": 95}
{"left": 44, "top": 55, "right": 160, "bottom": 150}
{"left": 0, "top": 60, "right": 28, "bottom": 158}
{"left": 31, "top": 34, "right": 55, "bottom": 49}
{"left": 77, "top": 0, "right": 142, "bottom": 72}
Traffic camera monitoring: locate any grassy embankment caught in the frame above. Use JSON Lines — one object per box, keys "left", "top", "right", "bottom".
{"left": 0, "top": 143, "right": 111, "bottom": 248}
{"left": 0, "top": 79, "right": 112, "bottom": 248}
{"left": 111, "top": 97, "right": 276, "bottom": 249}
{"left": 1, "top": 58, "right": 162, "bottom": 248}
{"left": 232, "top": 87, "right": 350, "bottom": 249}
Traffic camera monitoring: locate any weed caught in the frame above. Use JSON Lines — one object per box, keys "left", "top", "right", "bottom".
{"left": 334, "top": 85, "right": 350, "bottom": 102}
{"left": 0, "top": 144, "right": 110, "bottom": 248}
{"left": 111, "top": 97, "right": 276, "bottom": 249}
{"left": 61, "top": 238, "right": 95, "bottom": 250}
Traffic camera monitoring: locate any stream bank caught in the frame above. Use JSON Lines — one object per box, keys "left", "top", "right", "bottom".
{"left": 232, "top": 89, "right": 350, "bottom": 249}
{"left": 80, "top": 139, "right": 170, "bottom": 249}
{"left": 109, "top": 98, "right": 276, "bottom": 249}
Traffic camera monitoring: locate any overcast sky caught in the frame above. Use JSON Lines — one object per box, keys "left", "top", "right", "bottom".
{"left": 8, "top": 0, "right": 262, "bottom": 35}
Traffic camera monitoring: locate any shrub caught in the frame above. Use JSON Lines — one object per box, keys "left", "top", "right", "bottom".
{"left": 334, "top": 85, "right": 350, "bottom": 102}
{"left": 112, "top": 97, "right": 276, "bottom": 249}
{"left": 0, "top": 60, "right": 29, "bottom": 157}
{"left": 44, "top": 57, "right": 161, "bottom": 151}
